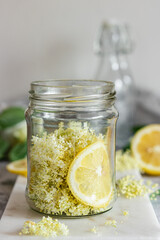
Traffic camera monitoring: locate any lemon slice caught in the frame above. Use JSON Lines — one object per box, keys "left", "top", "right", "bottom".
{"left": 131, "top": 124, "right": 160, "bottom": 175}
{"left": 67, "top": 141, "right": 112, "bottom": 208}
{"left": 6, "top": 158, "right": 27, "bottom": 177}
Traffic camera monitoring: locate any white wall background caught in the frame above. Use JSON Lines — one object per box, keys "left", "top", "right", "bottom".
{"left": 0, "top": 0, "right": 160, "bottom": 102}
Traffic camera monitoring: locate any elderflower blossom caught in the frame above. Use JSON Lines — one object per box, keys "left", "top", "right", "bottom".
{"left": 19, "top": 216, "right": 69, "bottom": 237}
{"left": 116, "top": 175, "right": 152, "bottom": 199}
{"left": 28, "top": 121, "right": 108, "bottom": 216}
{"left": 105, "top": 219, "right": 117, "bottom": 227}
{"left": 90, "top": 226, "right": 98, "bottom": 234}
{"left": 116, "top": 150, "right": 139, "bottom": 171}
{"left": 122, "top": 210, "right": 129, "bottom": 216}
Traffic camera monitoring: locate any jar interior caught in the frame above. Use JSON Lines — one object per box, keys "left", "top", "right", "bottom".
{"left": 26, "top": 118, "right": 117, "bottom": 217}
{"left": 25, "top": 80, "right": 118, "bottom": 217}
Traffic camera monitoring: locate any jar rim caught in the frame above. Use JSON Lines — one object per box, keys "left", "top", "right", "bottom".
{"left": 31, "top": 79, "right": 114, "bottom": 89}
{"left": 29, "top": 79, "right": 116, "bottom": 111}
{"left": 30, "top": 79, "right": 114, "bottom": 96}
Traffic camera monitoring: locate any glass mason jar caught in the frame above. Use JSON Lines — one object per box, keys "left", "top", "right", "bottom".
{"left": 25, "top": 80, "right": 118, "bottom": 217}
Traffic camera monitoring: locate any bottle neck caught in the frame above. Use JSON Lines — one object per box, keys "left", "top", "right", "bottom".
{"left": 118, "top": 53, "right": 130, "bottom": 72}
{"left": 94, "top": 21, "right": 133, "bottom": 83}
{"left": 95, "top": 51, "right": 131, "bottom": 83}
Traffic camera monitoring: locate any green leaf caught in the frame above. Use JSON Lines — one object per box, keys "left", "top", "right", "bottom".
{"left": 122, "top": 142, "right": 131, "bottom": 152}
{"left": 0, "top": 107, "right": 25, "bottom": 130}
{"left": 9, "top": 141, "right": 27, "bottom": 161}
{"left": 0, "top": 137, "right": 10, "bottom": 159}
{"left": 132, "top": 125, "right": 145, "bottom": 134}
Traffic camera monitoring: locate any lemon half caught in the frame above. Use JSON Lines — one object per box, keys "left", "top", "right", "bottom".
{"left": 6, "top": 158, "right": 27, "bottom": 177}
{"left": 131, "top": 124, "right": 160, "bottom": 175}
{"left": 67, "top": 141, "right": 112, "bottom": 208}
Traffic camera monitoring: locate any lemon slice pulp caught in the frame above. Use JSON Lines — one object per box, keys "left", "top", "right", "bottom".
{"left": 131, "top": 124, "right": 160, "bottom": 175}
{"left": 6, "top": 158, "right": 27, "bottom": 177}
{"left": 67, "top": 141, "right": 112, "bottom": 208}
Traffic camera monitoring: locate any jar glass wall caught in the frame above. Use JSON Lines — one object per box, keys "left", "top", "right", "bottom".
{"left": 25, "top": 80, "right": 118, "bottom": 217}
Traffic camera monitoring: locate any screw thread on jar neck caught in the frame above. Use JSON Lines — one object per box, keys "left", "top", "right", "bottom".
{"left": 29, "top": 80, "right": 116, "bottom": 111}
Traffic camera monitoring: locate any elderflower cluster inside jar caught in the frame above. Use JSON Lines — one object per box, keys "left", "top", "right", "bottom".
{"left": 25, "top": 80, "right": 118, "bottom": 217}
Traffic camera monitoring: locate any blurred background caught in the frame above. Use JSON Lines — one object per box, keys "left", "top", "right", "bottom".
{"left": 0, "top": 0, "right": 160, "bottom": 102}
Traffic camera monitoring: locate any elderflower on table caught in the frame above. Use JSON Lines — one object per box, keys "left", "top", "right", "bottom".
{"left": 116, "top": 175, "right": 152, "bottom": 199}
{"left": 19, "top": 216, "right": 69, "bottom": 237}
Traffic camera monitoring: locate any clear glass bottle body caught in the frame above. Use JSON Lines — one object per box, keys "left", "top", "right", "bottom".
{"left": 94, "top": 22, "right": 135, "bottom": 148}
{"left": 25, "top": 80, "right": 118, "bottom": 217}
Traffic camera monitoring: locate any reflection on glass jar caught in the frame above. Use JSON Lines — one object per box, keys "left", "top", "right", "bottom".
{"left": 25, "top": 80, "right": 118, "bottom": 217}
